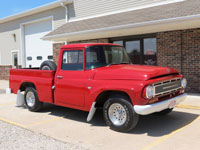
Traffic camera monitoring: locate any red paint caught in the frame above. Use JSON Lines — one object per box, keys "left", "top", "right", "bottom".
{"left": 9, "top": 43, "right": 184, "bottom": 112}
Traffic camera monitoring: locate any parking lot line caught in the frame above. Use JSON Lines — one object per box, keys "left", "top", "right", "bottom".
{"left": 0, "top": 102, "right": 15, "bottom": 106}
{"left": 140, "top": 116, "right": 200, "bottom": 150}
{"left": 0, "top": 116, "right": 25, "bottom": 128}
{"left": 26, "top": 117, "right": 63, "bottom": 127}
{"left": 176, "top": 104, "right": 200, "bottom": 110}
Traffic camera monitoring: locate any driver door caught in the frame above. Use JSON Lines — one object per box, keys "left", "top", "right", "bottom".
{"left": 54, "top": 48, "right": 87, "bottom": 107}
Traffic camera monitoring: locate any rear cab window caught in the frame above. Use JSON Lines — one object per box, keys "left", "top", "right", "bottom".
{"left": 62, "top": 50, "right": 83, "bottom": 71}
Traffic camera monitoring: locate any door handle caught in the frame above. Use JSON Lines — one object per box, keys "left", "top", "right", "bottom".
{"left": 57, "top": 76, "right": 63, "bottom": 79}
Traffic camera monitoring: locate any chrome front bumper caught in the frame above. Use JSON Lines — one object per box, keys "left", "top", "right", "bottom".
{"left": 134, "top": 94, "right": 187, "bottom": 115}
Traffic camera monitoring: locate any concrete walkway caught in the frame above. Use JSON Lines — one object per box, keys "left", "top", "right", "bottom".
{"left": 0, "top": 80, "right": 9, "bottom": 94}
{"left": 0, "top": 80, "right": 9, "bottom": 90}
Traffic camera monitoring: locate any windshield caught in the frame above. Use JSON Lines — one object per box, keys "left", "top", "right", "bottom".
{"left": 85, "top": 45, "right": 131, "bottom": 70}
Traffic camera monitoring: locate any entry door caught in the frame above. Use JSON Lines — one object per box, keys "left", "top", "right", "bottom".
{"left": 54, "top": 49, "right": 87, "bottom": 107}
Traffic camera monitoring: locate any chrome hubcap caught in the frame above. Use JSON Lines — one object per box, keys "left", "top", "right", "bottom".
{"left": 26, "top": 91, "right": 35, "bottom": 107}
{"left": 108, "top": 103, "right": 127, "bottom": 126}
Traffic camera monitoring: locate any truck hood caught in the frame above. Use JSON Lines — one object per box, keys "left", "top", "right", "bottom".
{"left": 94, "top": 65, "right": 179, "bottom": 81}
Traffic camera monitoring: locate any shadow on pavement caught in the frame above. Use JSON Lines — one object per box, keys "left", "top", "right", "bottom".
{"left": 39, "top": 104, "right": 199, "bottom": 136}
{"left": 40, "top": 104, "right": 105, "bottom": 126}
{"left": 131, "top": 111, "right": 199, "bottom": 136}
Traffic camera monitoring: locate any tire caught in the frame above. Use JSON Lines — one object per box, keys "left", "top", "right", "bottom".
{"left": 24, "top": 87, "right": 43, "bottom": 112}
{"left": 157, "top": 108, "right": 173, "bottom": 115}
{"left": 103, "top": 96, "right": 139, "bottom": 132}
{"left": 40, "top": 60, "right": 57, "bottom": 70}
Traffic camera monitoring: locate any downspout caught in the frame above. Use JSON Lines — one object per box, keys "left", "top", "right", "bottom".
{"left": 60, "top": 1, "right": 69, "bottom": 44}
{"left": 60, "top": 1, "right": 69, "bottom": 22}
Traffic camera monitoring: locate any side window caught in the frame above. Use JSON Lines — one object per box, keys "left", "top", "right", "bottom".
{"left": 85, "top": 47, "right": 106, "bottom": 70}
{"left": 62, "top": 50, "right": 83, "bottom": 71}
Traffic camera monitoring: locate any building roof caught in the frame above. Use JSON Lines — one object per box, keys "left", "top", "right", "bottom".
{"left": 43, "top": 0, "right": 200, "bottom": 42}
{"left": 0, "top": 0, "right": 72, "bottom": 24}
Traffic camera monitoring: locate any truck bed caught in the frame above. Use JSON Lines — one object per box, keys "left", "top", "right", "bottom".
{"left": 9, "top": 69, "right": 55, "bottom": 103}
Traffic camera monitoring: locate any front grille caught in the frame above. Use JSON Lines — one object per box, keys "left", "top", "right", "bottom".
{"left": 154, "top": 78, "right": 182, "bottom": 97}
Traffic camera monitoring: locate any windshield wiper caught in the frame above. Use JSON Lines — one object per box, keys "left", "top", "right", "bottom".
{"left": 108, "top": 62, "right": 130, "bottom": 66}
{"left": 119, "top": 62, "right": 130, "bottom": 64}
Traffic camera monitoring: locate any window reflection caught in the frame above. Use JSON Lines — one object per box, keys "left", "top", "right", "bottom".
{"left": 112, "top": 36, "right": 157, "bottom": 66}
{"left": 125, "top": 40, "right": 140, "bottom": 64}
{"left": 144, "top": 38, "right": 157, "bottom": 65}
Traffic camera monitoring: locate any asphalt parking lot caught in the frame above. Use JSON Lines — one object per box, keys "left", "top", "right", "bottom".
{"left": 0, "top": 81, "right": 200, "bottom": 150}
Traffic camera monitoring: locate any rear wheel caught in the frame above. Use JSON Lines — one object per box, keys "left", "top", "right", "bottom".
{"left": 40, "top": 60, "right": 57, "bottom": 70}
{"left": 103, "top": 96, "right": 139, "bottom": 132}
{"left": 24, "top": 87, "right": 43, "bottom": 112}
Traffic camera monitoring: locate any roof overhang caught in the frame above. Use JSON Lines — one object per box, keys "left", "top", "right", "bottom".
{"left": 0, "top": 0, "right": 73, "bottom": 24}
{"left": 42, "top": 14, "right": 200, "bottom": 42}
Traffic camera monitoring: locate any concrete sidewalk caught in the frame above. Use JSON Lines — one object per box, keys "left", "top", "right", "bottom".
{"left": 0, "top": 80, "right": 9, "bottom": 90}
{"left": 0, "top": 80, "right": 9, "bottom": 94}
{"left": 0, "top": 80, "right": 200, "bottom": 107}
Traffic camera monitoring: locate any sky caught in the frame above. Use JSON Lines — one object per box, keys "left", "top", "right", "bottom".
{"left": 0, "top": 0, "right": 57, "bottom": 18}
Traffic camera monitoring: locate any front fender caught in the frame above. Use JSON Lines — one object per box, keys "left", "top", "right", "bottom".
{"left": 84, "top": 80, "right": 146, "bottom": 111}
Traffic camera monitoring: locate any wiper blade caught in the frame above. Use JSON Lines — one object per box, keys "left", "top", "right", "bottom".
{"left": 119, "top": 62, "right": 130, "bottom": 64}
{"left": 108, "top": 62, "right": 130, "bottom": 66}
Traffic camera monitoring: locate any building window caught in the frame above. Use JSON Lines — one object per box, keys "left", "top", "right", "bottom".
{"left": 111, "top": 35, "right": 157, "bottom": 65}
{"left": 143, "top": 38, "right": 157, "bottom": 65}
{"left": 125, "top": 40, "right": 141, "bottom": 64}
{"left": 37, "top": 56, "right": 43, "bottom": 60}
{"left": 47, "top": 55, "right": 53, "bottom": 60}
{"left": 11, "top": 51, "right": 18, "bottom": 68}
{"left": 27, "top": 57, "right": 32, "bottom": 61}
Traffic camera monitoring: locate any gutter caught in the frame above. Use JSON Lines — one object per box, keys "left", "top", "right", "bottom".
{"left": 42, "top": 13, "right": 200, "bottom": 41}
{"left": 0, "top": 0, "right": 73, "bottom": 24}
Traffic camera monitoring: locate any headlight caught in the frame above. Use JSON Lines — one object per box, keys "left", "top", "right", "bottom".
{"left": 181, "top": 78, "right": 187, "bottom": 89}
{"left": 144, "top": 85, "right": 155, "bottom": 99}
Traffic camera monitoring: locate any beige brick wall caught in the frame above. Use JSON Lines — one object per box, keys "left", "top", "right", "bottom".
{"left": 53, "top": 43, "right": 65, "bottom": 65}
{"left": 0, "top": 65, "right": 12, "bottom": 80}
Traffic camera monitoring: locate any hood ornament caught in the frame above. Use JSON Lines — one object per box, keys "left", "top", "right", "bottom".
{"left": 167, "top": 68, "right": 171, "bottom": 73}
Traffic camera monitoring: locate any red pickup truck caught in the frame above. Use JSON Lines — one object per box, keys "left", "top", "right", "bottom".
{"left": 9, "top": 43, "right": 187, "bottom": 132}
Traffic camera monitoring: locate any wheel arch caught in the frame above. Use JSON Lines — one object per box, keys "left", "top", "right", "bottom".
{"left": 95, "top": 90, "right": 132, "bottom": 108}
{"left": 19, "top": 82, "right": 36, "bottom": 91}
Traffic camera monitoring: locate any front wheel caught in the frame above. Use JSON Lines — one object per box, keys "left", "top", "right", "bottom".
{"left": 24, "top": 87, "right": 43, "bottom": 112}
{"left": 103, "top": 97, "right": 139, "bottom": 132}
